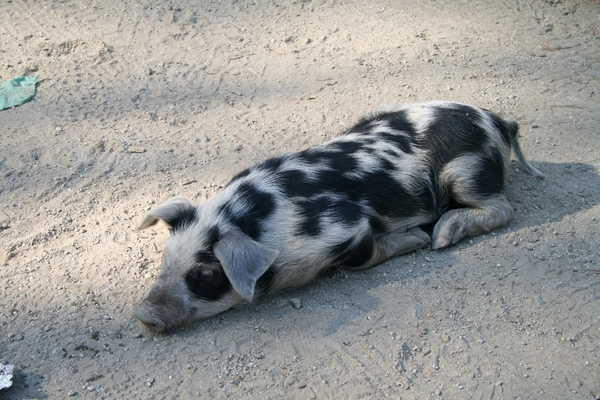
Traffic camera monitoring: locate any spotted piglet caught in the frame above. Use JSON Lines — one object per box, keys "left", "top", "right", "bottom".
{"left": 134, "top": 101, "right": 544, "bottom": 332}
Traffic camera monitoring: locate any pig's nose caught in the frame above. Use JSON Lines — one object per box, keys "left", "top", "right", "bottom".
{"left": 133, "top": 304, "right": 166, "bottom": 332}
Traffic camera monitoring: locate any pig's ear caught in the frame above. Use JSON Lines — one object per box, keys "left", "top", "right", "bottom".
{"left": 213, "top": 231, "right": 279, "bottom": 302}
{"left": 137, "top": 197, "right": 196, "bottom": 230}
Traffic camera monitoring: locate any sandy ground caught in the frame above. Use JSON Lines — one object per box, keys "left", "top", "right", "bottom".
{"left": 1, "top": 0, "right": 599, "bottom": 398}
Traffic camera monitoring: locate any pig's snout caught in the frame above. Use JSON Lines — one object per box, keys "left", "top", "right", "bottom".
{"left": 133, "top": 302, "right": 167, "bottom": 332}
{"left": 134, "top": 286, "right": 188, "bottom": 333}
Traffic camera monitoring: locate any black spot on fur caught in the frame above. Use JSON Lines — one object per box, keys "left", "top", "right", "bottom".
{"left": 298, "top": 148, "right": 360, "bottom": 175}
{"left": 329, "top": 199, "right": 363, "bottom": 225}
{"left": 331, "top": 233, "right": 374, "bottom": 269}
{"left": 297, "top": 149, "right": 332, "bottom": 166}
{"left": 314, "top": 171, "right": 361, "bottom": 199}
{"left": 203, "top": 225, "right": 220, "bottom": 249}
{"left": 420, "top": 170, "right": 442, "bottom": 215}
{"left": 329, "top": 140, "right": 365, "bottom": 155}
{"left": 387, "top": 111, "right": 416, "bottom": 135}
{"left": 255, "top": 265, "right": 277, "bottom": 296}
{"left": 279, "top": 152, "right": 360, "bottom": 200}
{"left": 278, "top": 146, "right": 425, "bottom": 230}
{"left": 381, "top": 111, "right": 417, "bottom": 153}
{"left": 278, "top": 169, "right": 311, "bottom": 198}
{"left": 295, "top": 196, "right": 363, "bottom": 236}
{"left": 195, "top": 251, "right": 219, "bottom": 265}
{"left": 472, "top": 151, "right": 505, "bottom": 198}
{"left": 295, "top": 198, "right": 324, "bottom": 236}
{"left": 169, "top": 207, "right": 198, "bottom": 233}
{"left": 369, "top": 215, "right": 387, "bottom": 234}
{"left": 222, "top": 183, "right": 275, "bottom": 240}
{"left": 378, "top": 131, "right": 414, "bottom": 154}
{"left": 362, "top": 169, "right": 420, "bottom": 219}
{"left": 185, "top": 253, "right": 232, "bottom": 301}
{"left": 420, "top": 104, "right": 489, "bottom": 167}
{"left": 347, "top": 110, "right": 416, "bottom": 152}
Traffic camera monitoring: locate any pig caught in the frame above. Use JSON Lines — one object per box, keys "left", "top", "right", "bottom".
{"left": 134, "top": 101, "right": 544, "bottom": 332}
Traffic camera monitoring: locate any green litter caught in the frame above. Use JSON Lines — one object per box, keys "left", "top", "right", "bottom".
{"left": 0, "top": 74, "right": 40, "bottom": 110}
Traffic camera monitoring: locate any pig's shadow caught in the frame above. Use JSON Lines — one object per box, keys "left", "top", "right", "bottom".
{"left": 183, "top": 268, "right": 387, "bottom": 337}
{"left": 181, "top": 161, "right": 598, "bottom": 336}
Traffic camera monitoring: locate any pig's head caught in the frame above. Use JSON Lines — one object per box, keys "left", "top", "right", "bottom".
{"left": 134, "top": 197, "right": 279, "bottom": 332}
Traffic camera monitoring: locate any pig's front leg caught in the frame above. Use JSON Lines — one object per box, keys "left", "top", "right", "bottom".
{"left": 349, "top": 226, "right": 431, "bottom": 270}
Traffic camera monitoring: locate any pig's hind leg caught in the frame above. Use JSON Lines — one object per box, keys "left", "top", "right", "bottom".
{"left": 431, "top": 195, "right": 514, "bottom": 249}
{"left": 433, "top": 162, "right": 517, "bottom": 251}
{"left": 431, "top": 153, "right": 515, "bottom": 249}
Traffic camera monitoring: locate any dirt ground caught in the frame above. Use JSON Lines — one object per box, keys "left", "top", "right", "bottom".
{"left": 1, "top": 0, "right": 599, "bottom": 398}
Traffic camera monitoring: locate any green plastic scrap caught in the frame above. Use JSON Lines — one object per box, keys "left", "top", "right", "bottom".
{"left": 0, "top": 74, "right": 40, "bottom": 110}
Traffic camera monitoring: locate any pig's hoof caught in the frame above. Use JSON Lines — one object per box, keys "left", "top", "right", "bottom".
{"left": 431, "top": 236, "right": 452, "bottom": 249}
{"left": 407, "top": 227, "right": 432, "bottom": 246}
{"left": 431, "top": 211, "right": 464, "bottom": 249}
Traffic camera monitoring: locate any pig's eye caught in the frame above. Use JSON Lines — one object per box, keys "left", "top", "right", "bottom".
{"left": 195, "top": 251, "right": 219, "bottom": 264}
{"left": 185, "top": 267, "right": 232, "bottom": 301}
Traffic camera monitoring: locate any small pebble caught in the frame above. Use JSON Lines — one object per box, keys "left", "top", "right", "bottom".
{"left": 289, "top": 298, "right": 302, "bottom": 309}
{"left": 68, "top": 390, "right": 77, "bottom": 396}
{"left": 127, "top": 146, "right": 146, "bottom": 154}
{"left": 180, "top": 179, "right": 196, "bottom": 186}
